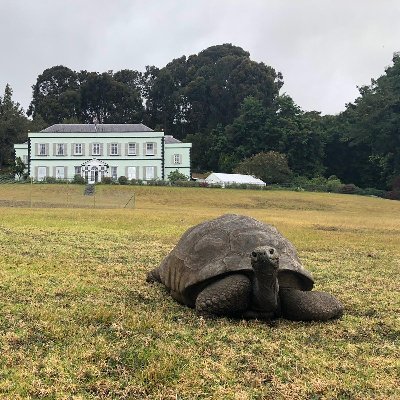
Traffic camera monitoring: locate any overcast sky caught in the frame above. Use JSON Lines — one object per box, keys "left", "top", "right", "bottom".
{"left": 1, "top": 0, "right": 399, "bottom": 115}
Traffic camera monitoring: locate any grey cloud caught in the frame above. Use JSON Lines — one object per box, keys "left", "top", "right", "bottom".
{"left": 1, "top": 0, "right": 399, "bottom": 115}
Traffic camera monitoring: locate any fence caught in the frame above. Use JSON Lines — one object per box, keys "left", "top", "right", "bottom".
{"left": 0, "top": 178, "right": 135, "bottom": 209}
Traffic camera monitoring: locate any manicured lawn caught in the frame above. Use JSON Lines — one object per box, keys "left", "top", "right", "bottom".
{"left": 0, "top": 186, "right": 399, "bottom": 399}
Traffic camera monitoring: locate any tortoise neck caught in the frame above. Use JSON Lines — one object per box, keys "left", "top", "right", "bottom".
{"left": 251, "top": 267, "right": 279, "bottom": 313}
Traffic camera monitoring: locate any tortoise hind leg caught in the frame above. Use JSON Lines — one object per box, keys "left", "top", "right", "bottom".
{"left": 280, "top": 289, "right": 343, "bottom": 321}
{"left": 195, "top": 274, "right": 251, "bottom": 317}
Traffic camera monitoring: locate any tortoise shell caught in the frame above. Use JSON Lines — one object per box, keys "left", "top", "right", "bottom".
{"left": 156, "top": 214, "right": 314, "bottom": 305}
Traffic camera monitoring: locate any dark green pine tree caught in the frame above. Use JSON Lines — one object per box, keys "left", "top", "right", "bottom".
{"left": 0, "top": 84, "right": 30, "bottom": 168}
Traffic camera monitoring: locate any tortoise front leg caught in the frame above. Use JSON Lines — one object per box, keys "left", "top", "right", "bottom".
{"left": 280, "top": 289, "right": 343, "bottom": 321}
{"left": 195, "top": 274, "right": 252, "bottom": 317}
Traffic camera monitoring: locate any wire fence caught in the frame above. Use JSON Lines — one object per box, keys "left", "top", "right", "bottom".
{"left": 0, "top": 178, "right": 135, "bottom": 209}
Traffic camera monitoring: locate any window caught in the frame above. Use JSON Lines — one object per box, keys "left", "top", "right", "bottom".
{"left": 74, "top": 143, "right": 82, "bottom": 155}
{"left": 127, "top": 167, "right": 137, "bottom": 180}
{"left": 110, "top": 143, "right": 119, "bottom": 155}
{"left": 39, "top": 144, "right": 47, "bottom": 156}
{"left": 173, "top": 154, "right": 182, "bottom": 164}
{"left": 75, "top": 166, "right": 81, "bottom": 175}
{"left": 56, "top": 143, "right": 65, "bottom": 156}
{"left": 22, "top": 155, "right": 28, "bottom": 164}
{"left": 111, "top": 166, "right": 118, "bottom": 180}
{"left": 55, "top": 166, "right": 65, "bottom": 179}
{"left": 128, "top": 143, "right": 136, "bottom": 155}
{"left": 92, "top": 143, "right": 100, "bottom": 156}
{"left": 146, "top": 143, "right": 154, "bottom": 156}
{"left": 145, "top": 166, "right": 155, "bottom": 180}
{"left": 37, "top": 166, "right": 46, "bottom": 180}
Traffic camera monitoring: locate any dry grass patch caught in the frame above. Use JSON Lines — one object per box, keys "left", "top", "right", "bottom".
{"left": 0, "top": 186, "right": 399, "bottom": 399}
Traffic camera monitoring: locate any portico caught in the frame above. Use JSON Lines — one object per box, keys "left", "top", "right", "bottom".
{"left": 81, "top": 159, "right": 109, "bottom": 184}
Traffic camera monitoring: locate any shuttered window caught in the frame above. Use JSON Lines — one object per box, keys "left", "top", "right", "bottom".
{"left": 127, "top": 166, "right": 137, "bottom": 180}
{"left": 110, "top": 143, "right": 119, "bottom": 155}
{"left": 58, "top": 144, "right": 64, "bottom": 156}
{"left": 92, "top": 143, "right": 101, "bottom": 156}
{"left": 143, "top": 142, "right": 157, "bottom": 156}
{"left": 39, "top": 144, "right": 47, "bottom": 156}
{"left": 128, "top": 143, "right": 136, "bottom": 155}
{"left": 145, "top": 166, "right": 155, "bottom": 180}
{"left": 74, "top": 143, "right": 83, "bottom": 155}
{"left": 37, "top": 166, "right": 47, "bottom": 180}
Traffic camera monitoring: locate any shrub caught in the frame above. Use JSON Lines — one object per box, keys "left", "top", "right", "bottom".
{"left": 225, "top": 183, "right": 265, "bottom": 190}
{"left": 362, "top": 187, "right": 386, "bottom": 197}
{"left": 234, "top": 151, "right": 292, "bottom": 184}
{"left": 338, "top": 183, "right": 363, "bottom": 195}
{"left": 129, "top": 179, "right": 144, "bottom": 186}
{"left": 101, "top": 176, "right": 112, "bottom": 184}
{"left": 44, "top": 176, "right": 57, "bottom": 184}
{"left": 390, "top": 175, "right": 400, "bottom": 191}
{"left": 290, "top": 175, "right": 343, "bottom": 192}
{"left": 168, "top": 170, "right": 189, "bottom": 182}
{"left": 172, "top": 180, "right": 200, "bottom": 187}
{"left": 147, "top": 179, "right": 169, "bottom": 186}
{"left": 118, "top": 176, "right": 128, "bottom": 185}
{"left": 72, "top": 174, "right": 85, "bottom": 184}
{"left": 307, "top": 177, "right": 330, "bottom": 192}
{"left": 383, "top": 190, "right": 400, "bottom": 200}
{"left": 207, "top": 183, "right": 223, "bottom": 189}
{"left": 326, "top": 176, "right": 343, "bottom": 192}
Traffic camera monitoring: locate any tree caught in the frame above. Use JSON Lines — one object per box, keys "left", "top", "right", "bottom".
{"left": 268, "top": 95, "right": 326, "bottom": 178}
{"left": 29, "top": 67, "right": 145, "bottom": 126}
{"left": 14, "top": 157, "right": 26, "bottom": 179}
{"left": 79, "top": 72, "right": 144, "bottom": 123}
{"left": 28, "top": 65, "right": 80, "bottom": 124}
{"left": 223, "top": 96, "right": 279, "bottom": 166}
{"left": 0, "top": 84, "right": 30, "bottom": 168}
{"left": 234, "top": 151, "right": 292, "bottom": 184}
{"left": 146, "top": 44, "right": 282, "bottom": 139}
{"left": 336, "top": 53, "right": 400, "bottom": 188}
{"left": 184, "top": 44, "right": 282, "bottom": 132}
{"left": 145, "top": 57, "right": 189, "bottom": 137}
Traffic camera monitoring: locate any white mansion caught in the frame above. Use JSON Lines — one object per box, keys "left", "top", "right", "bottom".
{"left": 14, "top": 124, "right": 192, "bottom": 183}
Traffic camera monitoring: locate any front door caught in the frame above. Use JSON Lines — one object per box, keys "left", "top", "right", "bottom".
{"left": 90, "top": 166, "right": 99, "bottom": 184}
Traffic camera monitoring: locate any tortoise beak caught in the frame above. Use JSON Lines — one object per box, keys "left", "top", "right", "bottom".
{"left": 251, "top": 246, "right": 279, "bottom": 267}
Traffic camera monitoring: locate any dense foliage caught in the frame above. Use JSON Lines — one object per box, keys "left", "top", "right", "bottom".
{"left": 1, "top": 44, "right": 399, "bottom": 191}
{"left": 0, "top": 85, "right": 45, "bottom": 170}
{"left": 234, "top": 151, "right": 292, "bottom": 184}
{"left": 324, "top": 53, "right": 400, "bottom": 189}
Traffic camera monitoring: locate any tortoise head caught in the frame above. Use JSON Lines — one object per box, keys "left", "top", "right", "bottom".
{"left": 250, "top": 246, "right": 279, "bottom": 272}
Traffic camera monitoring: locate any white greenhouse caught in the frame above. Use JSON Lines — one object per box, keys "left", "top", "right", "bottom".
{"left": 205, "top": 173, "right": 266, "bottom": 188}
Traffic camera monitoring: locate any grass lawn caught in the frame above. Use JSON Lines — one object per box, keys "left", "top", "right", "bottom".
{"left": 0, "top": 186, "right": 399, "bottom": 399}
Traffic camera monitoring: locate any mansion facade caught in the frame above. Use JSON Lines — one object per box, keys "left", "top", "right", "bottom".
{"left": 14, "top": 124, "right": 192, "bottom": 183}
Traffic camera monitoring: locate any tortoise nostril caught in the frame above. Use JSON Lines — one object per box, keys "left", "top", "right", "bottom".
{"left": 269, "top": 249, "right": 274, "bottom": 255}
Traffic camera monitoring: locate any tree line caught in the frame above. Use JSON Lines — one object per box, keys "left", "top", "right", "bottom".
{"left": 1, "top": 44, "right": 399, "bottom": 191}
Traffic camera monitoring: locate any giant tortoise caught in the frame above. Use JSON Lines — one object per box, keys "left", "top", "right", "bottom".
{"left": 146, "top": 214, "right": 343, "bottom": 321}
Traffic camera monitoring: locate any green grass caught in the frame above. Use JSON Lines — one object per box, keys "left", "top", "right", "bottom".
{"left": 0, "top": 186, "right": 399, "bottom": 399}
